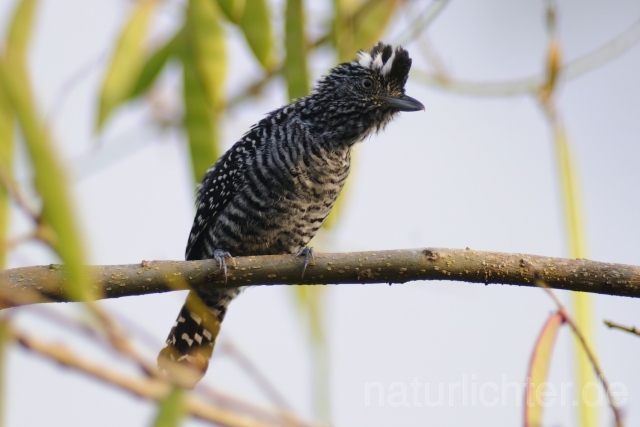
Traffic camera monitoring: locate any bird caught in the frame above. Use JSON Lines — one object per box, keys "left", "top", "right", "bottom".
{"left": 158, "top": 42, "right": 424, "bottom": 386}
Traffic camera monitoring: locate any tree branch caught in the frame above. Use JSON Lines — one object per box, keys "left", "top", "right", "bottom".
{"left": 12, "top": 325, "right": 314, "bottom": 427}
{"left": 1, "top": 248, "right": 639, "bottom": 308}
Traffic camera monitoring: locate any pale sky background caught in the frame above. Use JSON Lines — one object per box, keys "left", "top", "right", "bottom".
{"left": 1, "top": 1, "right": 639, "bottom": 426}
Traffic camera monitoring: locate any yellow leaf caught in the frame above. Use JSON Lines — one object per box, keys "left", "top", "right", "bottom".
{"left": 524, "top": 312, "right": 565, "bottom": 427}
{"left": 335, "top": 0, "right": 400, "bottom": 61}
{"left": 6, "top": 0, "right": 37, "bottom": 62}
{"left": 0, "top": 62, "right": 89, "bottom": 302}
{"left": 0, "top": 71, "right": 14, "bottom": 270}
{"left": 97, "top": 0, "right": 157, "bottom": 131}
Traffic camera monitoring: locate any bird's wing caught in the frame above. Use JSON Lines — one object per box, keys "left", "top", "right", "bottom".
{"left": 185, "top": 140, "right": 250, "bottom": 261}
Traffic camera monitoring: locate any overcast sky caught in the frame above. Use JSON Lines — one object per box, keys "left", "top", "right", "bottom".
{"left": 1, "top": 1, "right": 639, "bottom": 426}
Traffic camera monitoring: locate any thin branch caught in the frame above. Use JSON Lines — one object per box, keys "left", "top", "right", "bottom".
{"left": 604, "top": 320, "right": 640, "bottom": 338}
{"left": 0, "top": 248, "right": 639, "bottom": 310}
{"left": 11, "top": 326, "right": 316, "bottom": 427}
{"left": 538, "top": 284, "right": 624, "bottom": 427}
{"left": 413, "top": 18, "right": 640, "bottom": 97}
{"left": 393, "top": 0, "right": 451, "bottom": 46}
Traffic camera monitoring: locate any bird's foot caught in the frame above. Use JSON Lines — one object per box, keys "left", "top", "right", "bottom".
{"left": 213, "top": 249, "right": 236, "bottom": 283}
{"left": 295, "top": 246, "right": 315, "bottom": 278}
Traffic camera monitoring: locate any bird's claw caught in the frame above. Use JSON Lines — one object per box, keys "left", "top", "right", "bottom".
{"left": 213, "top": 249, "right": 235, "bottom": 283}
{"left": 295, "top": 246, "right": 315, "bottom": 278}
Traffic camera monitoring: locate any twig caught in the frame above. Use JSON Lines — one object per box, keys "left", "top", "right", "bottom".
{"left": 11, "top": 326, "right": 316, "bottom": 427}
{"left": 0, "top": 163, "right": 40, "bottom": 222}
{"left": 604, "top": 320, "right": 640, "bottom": 338}
{"left": 218, "top": 339, "right": 293, "bottom": 410}
{"left": 537, "top": 283, "right": 624, "bottom": 427}
{"left": 1, "top": 248, "right": 640, "bottom": 310}
{"left": 413, "top": 18, "right": 640, "bottom": 97}
{"left": 393, "top": 0, "right": 451, "bottom": 46}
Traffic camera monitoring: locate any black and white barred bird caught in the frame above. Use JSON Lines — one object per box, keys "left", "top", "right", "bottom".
{"left": 158, "top": 42, "right": 424, "bottom": 385}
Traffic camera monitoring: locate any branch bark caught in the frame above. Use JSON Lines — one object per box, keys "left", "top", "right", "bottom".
{"left": 1, "top": 247, "right": 639, "bottom": 309}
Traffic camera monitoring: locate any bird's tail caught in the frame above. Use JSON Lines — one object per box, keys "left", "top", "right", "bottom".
{"left": 158, "top": 288, "right": 239, "bottom": 387}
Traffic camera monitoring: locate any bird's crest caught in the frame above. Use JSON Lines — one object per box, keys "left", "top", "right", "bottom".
{"left": 354, "top": 42, "right": 412, "bottom": 84}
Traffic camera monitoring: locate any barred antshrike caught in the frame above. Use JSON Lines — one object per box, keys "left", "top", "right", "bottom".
{"left": 158, "top": 42, "right": 424, "bottom": 385}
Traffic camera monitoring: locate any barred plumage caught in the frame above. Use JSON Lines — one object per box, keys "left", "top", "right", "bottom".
{"left": 158, "top": 42, "right": 423, "bottom": 385}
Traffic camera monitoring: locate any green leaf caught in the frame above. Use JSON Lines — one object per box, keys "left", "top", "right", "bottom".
{"left": 525, "top": 312, "right": 564, "bottom": 427}
{"left": 128, "top": 30, "right": 181, "bottom": 100}
{"left": 239, "top": 0, "right": 274, "bottom": 70}
{"left": 334, "top": 0, "right": 400, "bottom": 61}
{"left": 284, "top": 0, "right": 309, "bottom": 100}
{"left": 215, "top": 0, "right": 245, "bottom": 23}
{"left": 186, "top": 0, "right": 227, "bottom": 111}
{"left": 152, "top": 387, "right": 185, "bottom": 427}
{"left": 6, "top": 0, "right": 37, "bottom": 62}
{"left": 181, "top": 34, "right": 221, "bottom": 183}
{"left": 0, "top": 74, "right": 14, "bottom": 270}
{"left": 1, "top": 60, "right": 89, "bottom": 301}
{"left": 351, "top": 0, "right": 399, "bottom": 54}
{"left": 0, "top": 319, "right": 8, "bottom": 425}
{"left": 97, "top": 0, "right": 157, "bottom": 131}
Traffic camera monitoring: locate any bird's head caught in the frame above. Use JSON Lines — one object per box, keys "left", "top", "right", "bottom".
{"left": 305, "top": 42, "right": 424, "bottom": 144}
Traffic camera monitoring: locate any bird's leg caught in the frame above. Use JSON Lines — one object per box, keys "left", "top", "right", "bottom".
{"left": 295, "top": 246, "right": 315, "bottom": 278}
{"left": 213, "top": 249, "right": 236, "bottom": 283}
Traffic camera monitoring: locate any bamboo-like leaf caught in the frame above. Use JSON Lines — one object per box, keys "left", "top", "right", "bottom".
{"left": 238, "top": 0, "right": 274, "bottom": 70}
{"left": 181, "top": 35, "right": 221, "bottom": 183}
{"left": 0, "top": 319, "right": 8, "bottom": 425}
{"left": 186, "top": 0, "right": 226, "bottom": 112}
{"left": 553, "top": 121, "right": 598, "bottom": 427}
{"left": 1, "top": 5, "right": 89, "bottom": 300}
{"left": 524, "top": 312, "right": 565, "bottom": 427}
{"left": 284, "top": 0, "right": 309, "bottom": 100}
{"left": 292, "top": 284, "right": 330, "bottom": 420}
{"left": 128, "top": 30, "right": 181, "bottom": 100}
{"left": 152, "top": 387, "right": 185, "bottom": 427}
{"left": 216, "top": 0, "right": 245, "bottom": 23}
{"left": 6, "top": 0, "right": 37, "bottom": 61}
{"left": 97, "top": 0, "right": 157, "bottom": 131}
{"left": 335, "top": 0, "right": 400, "bottom": 61}
{"left": 0, "top": 80, "right": 14, "bottom": 270}
{"left": 352, "top": 0, "right": 399, "bottom": 54}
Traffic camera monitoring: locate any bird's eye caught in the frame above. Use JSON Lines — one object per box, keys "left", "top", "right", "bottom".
{"left": 361, "top": 78, "right": 373, "bottom": 89}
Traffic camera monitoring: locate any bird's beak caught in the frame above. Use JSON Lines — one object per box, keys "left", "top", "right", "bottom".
{"left": 383, "top": 95, "right": 425, "bottom": 112}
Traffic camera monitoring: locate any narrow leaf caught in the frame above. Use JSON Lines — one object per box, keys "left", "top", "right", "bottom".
{"left": 6, "top": 0, "right": 37, "bottom": 61}
{"left": 553, "top": 119, "right": 597, "bottom": 426}
{"left": 97, "top": 0, "right": 157, "bottom": 131}
{"left": 186, "top": 0, "right": 226, "bottom": 111}
{"left": 0, "top": 76, "right": 14, "bottom": 270}
{"left": 0, "top": 65, "right": 89, "bottom": 301}
{"left": 1, "top": 0, "right": 90, "bottom": 299}
{"left": 152, "top": 387, "right": 185, "bottom": 427}
{"left": 181, "top": 35, "right": 220, "bottom": 182}
{"left": 284, "top": 0, "right": 309, "bottom": 100}
{"left": 216, "top": 0, "right": 245, "bottom": 23}
{"left": 524, "top": 312, "right": 565, "bottom": 427}
{"left": 334, "top": 0, "right": 399, "bottom": 61}
{"left": 351, "top": 0, "right": 399, "bottom": 54}
{"left": 239, "top": 0, "right": 274, "bottom": 70}
{"left": 128, "top": 30, "right": 181, "bottom": 100}
{"left": 0, "top": 320, "right": 8, "bottom": 425}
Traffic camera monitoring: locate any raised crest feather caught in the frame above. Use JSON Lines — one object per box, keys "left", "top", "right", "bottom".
{"left": 353, "top": 42, "right": 412, "bottom": 85}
